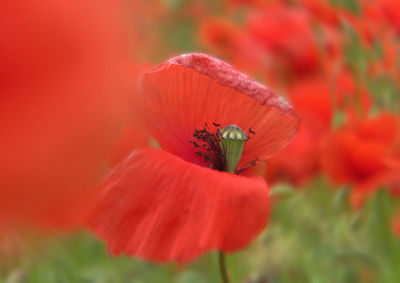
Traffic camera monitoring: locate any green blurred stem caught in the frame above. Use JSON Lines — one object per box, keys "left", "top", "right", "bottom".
{"left": 218, "top": 251, "right": 230, "bottom": 283}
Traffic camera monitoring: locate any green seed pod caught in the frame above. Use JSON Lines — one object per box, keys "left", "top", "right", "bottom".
{"left": 218, "top": 125, "right": 248, "bottom": 173}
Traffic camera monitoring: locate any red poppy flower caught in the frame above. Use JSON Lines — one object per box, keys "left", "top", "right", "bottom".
{"left": 246, "top": 3, "right": 320, "bottom": 80}
{"left": 89, "top": 53, "right": 299, "bottom": 262}
{"left": 265, "top": 77, "right": 332, "bottom": 186}
{"left": 198, "top": 19, "right": 269, "bottom": 78}
{"left": 265, "top": 70, "right": 370, "bottom": 187}
{"left": 321, "top": 113, "right": 400, "bottom": 208}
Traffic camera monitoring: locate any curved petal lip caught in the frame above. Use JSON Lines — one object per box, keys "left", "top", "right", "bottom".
{"left": 146, "top": 53, "right": 299, "bottom": 119}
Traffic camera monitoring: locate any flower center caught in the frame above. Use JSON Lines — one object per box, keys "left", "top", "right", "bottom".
{"left": 190, "top": 123, "right": 254, "bottom": 173}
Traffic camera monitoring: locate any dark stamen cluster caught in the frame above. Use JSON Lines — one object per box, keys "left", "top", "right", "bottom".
{"left": 189, "top": 122, "right": 224, "bottom": 170}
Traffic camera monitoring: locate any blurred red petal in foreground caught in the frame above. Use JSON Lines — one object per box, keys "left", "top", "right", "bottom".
{"left": 0, "top": 0, "right": 139, "bottom": 230}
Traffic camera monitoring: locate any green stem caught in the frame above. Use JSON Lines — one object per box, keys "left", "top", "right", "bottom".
{"left": 218, "top": 251, "right": 230, "bottom": 283}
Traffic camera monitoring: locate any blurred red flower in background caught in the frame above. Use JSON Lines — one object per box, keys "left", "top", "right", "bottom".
{"left": 321, "top": 113, "right": 400, "bottom": 208}
{"left": 198, "top": 1, "right": 344, "bottom": 88}
{"left": 0, "top": 0, "right": 143, "bottom": 230}
{"left": 89, "top": 53, "right": 299, "bottom": 262}
{"left": 266, "top": 70, "right": 371, "bottom": 186}
{"left": 246, "top": 3, "right": 320, "bottom": 81}
{"left": 266, "top": 77, "right": 333, "bottom": 186}
{"left": 298, "top": 0, "right": 340, "bottom": 26}
{"left": 198, "top": 18, "right": 268, "bottom": 77}
{"left": 198, "top": 17, "right": 241, "bottom": 56}
{"left": 363, "top": 0, "right": 400, "bottom": 36}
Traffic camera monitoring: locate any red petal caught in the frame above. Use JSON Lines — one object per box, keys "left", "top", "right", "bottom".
{"left": 141, "top": 53, "right": 299, "bottom": 169}
{"left": 89, "top": 148, "right": 270, "bottom": 262}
